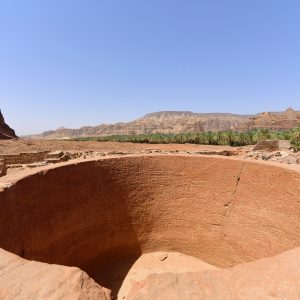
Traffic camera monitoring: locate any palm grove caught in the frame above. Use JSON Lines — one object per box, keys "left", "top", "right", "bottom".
{"left": 75, "top": 126, "right": 300, "bottom": 151}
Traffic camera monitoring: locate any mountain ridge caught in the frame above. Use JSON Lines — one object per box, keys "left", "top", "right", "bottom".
{"left": 28, "top": 108, "right": 300, "bottom": 139}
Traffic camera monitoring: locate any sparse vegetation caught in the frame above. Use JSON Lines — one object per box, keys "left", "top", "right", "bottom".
{"left": 73, "top": 127, "right": 300, "bottom": 150}
{"left": 291, "top": 126, "right": 300, "bottom": 152}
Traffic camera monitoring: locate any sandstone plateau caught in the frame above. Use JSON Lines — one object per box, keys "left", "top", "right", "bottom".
{"left": 0, "top": 154, "right": 300, "bottom": 299}
{"left": 0, "top": 110, "right": 17, "bottom": 140}
{"left": 30, "top": 107, "right": 300, "bottom": 139}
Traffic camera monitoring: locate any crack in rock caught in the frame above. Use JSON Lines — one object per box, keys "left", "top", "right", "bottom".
{"left": 233, "top": 162, "right": 246, "bottom": 195}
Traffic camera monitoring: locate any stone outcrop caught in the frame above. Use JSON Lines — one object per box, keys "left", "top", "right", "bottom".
{"left": 0, "top": 110, "right": 17, "bottom": 139}
{"left": 0, "top": 155, "right": 300, "bottom": 298}
{"left": 0, "top": 248, "right": 111, "bottom": 300}
{"left": 29, "top": 108, "right": 300, "bottom": 139}
{"left": 128, "top": 247, "right": 300, "bottom": 300}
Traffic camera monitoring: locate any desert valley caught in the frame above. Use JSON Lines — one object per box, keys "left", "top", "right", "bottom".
{"left": 1, "top": 1, "right": 300, "bottom": 299}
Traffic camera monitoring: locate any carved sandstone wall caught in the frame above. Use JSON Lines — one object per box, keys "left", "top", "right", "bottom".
{"left": 1, "top": 155, "right": 300, "bottom": 267}
{"left": 0, "top": 152, "right": 49, "bottom": 165}
{"left": 0, "top": 155, "right": 300, "bottom": 297}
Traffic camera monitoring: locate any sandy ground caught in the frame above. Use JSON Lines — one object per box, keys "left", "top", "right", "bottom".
{"left": 0, "top": 139, "right": 249, "bottom": 154}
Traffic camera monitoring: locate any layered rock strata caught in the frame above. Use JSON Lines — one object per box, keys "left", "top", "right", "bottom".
{"left": 31, "top": 108, "right": 300, "bottom": 139}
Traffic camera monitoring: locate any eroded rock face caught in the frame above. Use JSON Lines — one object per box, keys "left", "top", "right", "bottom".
{"left": 31, "top": 108, "right": 300, "bottom": 139}
{"left": 0, "top": 248, "right": 111, "bottom": 300}
{"left": 0, "top": 155, "right": 300, "bottom": 298}
{"left": 0, "top": 110, "right": 17, "bottom": 139}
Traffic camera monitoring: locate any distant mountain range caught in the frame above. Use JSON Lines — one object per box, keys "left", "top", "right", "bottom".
{"left": 28, "top": 108, "right": 300, "bottom": 139}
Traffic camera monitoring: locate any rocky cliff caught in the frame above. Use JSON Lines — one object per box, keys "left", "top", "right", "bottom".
{"left": 0, "top": 110, "right": 17, "bottom": 139}
{"left": 32, "top": 108, "right": 300, "bottom": 139}
{"left": 236, "top": 107, "right": 300, "bottom": 131}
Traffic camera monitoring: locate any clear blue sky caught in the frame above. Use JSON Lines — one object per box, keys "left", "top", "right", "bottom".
{"left": 0, "top": 0, "right": 300, "bottom": 135}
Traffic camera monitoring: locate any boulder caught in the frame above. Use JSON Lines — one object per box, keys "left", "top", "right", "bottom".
{"left": 253, "top": 140, "right": 291, "bottom": 151}
{"left": 280, "top": 156, "right": 298, "bottom": 164}
{"left": 45, "top": 151, "right": 64, "bottom": 159}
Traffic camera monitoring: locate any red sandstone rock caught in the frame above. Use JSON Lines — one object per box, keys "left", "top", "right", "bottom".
{"left": 128, "top": 247, "right": 300, "bottom": 300}
{"left": 0, "top": 155, "right": 300, "bottom": 298}
{"left": 0, "top": 248, "right": 111, "bottom": 299}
